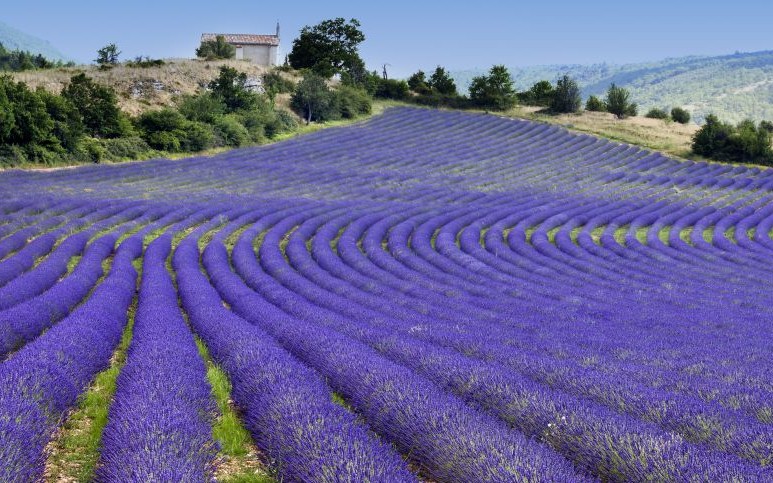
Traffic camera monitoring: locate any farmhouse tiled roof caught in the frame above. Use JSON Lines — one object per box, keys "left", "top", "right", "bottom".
{"left": 201, "top": 33, "right": 279, "bottom": 46}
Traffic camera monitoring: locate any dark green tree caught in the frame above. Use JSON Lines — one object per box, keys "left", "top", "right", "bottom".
{"left": 196, "top": 35, "right": 235, "bottom": 60}
{"left": 585, "top": 95, "right": 605, "bottom": 112}
{"left": 550, "top": 75, "right": 581, "bottom": 113}
{"left": 428, "top": 66, "right": 457, "bottom": 96}
{"left": 95, "top": 43, "right": 121, "bottom": 66}
{"left": 524, "top": 80, "right": 554, "bottom": 106}
{"left": 671, "top": 107, "right": 690, "bottom": 124}
{"left": 288, "top": 18, "right": 365, "bottom": 78}
{"left": 291, "top": 73, "right": 334, "bottom": 123}
{"left": 208, "top": 66, "right": 258, "bottom": 112}
{"left": 407, "top": 70, "right": 430, "bottom": 94}
{"left": 605, "top": 83, "right": 636, "bottom": 119}
{"left": 61, "top": 73, "right": 126, "bottom": 138}
{"left": 645, "top": 108, "right": 669, "bottom": 119}
{"left": 37, "top": 88, "right": 83, "bottom": 151}
{"left": 469, "top": 65, "right": 516, "bottom": 111}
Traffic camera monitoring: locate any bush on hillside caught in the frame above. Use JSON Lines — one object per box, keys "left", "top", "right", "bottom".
{"left": 291, "top": 73, "right": 335, "bottom": 123}
{"left": 692, "top": 114, "right": 773, "bottom": 165}
{"left": 605, "top": 84, "right": 637, "bottom": 119}
{"left": 550, "top": 75, "right": 581, "bottom": 114}
{"left": 520, "top": 80, "right": 554, "bottom": 107}
{"left": 469, "top": 65, "right": 517, "bottom": 111}
{"left": 374, "top": 78, "right": 409, "bottom": 100}
{"left": 62, "top": 73, "right": 130, "bottom": 138}
{"left": 407, "top": 70, "right": 431, "bottom": 95}
{"left": 336, "top": 85, "right": 372, "bottom": 118}
{"left": 585, "top": 95, "right": 605, "bottom": 112}
{"left": 645, "top": 108, "right": 669, "bottom": 120}
{"left": 428, "top": 66, "right": 457, "bottom": 96}
{"left": 671, "top": 107, "right": 690, "bottom": 124}
{"left": 214, "top": 115, "right": 250, "bottom": 147}
{"left": 196, "top": 35, "right": 235, "bottom": 60}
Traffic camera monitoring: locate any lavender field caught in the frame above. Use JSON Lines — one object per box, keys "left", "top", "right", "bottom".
{"left": 0, "top": 107, "right": 771, "bottom": 482}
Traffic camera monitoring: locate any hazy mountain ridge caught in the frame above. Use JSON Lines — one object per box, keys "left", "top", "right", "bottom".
{"left": 452, "top": 51, "right": 773, "bottom": 123}
{"left": 0, "top": 21, "right": 69, "bottom": 61}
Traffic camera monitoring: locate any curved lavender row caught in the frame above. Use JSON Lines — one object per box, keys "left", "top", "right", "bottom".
{"left": 173, "top": 236, "right": 418, "bottom": 482}
{"left": 97, "top": 235, "right": 216, "bottom": 481}
{"left": 0, "top": 238, "right": 139, "bottom": 483}
{"left": 0, "top": 203, "right": 140, "bottom": 310}
{"left": 249, "top": 208, "right": 772, "bottom": 479}
{"left": 208, "top": 240, "right": 592, "bottom": 482}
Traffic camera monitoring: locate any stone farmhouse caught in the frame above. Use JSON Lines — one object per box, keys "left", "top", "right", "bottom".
{"left": 201, "top": 24, "right": 280, "bottom": 66}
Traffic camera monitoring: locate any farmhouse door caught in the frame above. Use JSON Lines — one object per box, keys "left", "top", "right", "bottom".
{"left": 235, "top": 46, "right": 243, "bottom": 60}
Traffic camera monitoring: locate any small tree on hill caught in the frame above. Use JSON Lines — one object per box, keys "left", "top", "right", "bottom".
{"left": 469, "top": 65, "right": 516, "bottom": 111}
{"left": 95, "top": 43, "right": 120, "bottom": 67}
{"left": 645, "top": 108, "right": 669, "bottom": 119}
{"left": 550, "top": 75, "right": 581, "bottom": 113}
{"left": 61, "top": 73, "right": 127, "bottom": 138}
{"left": 524, "top": 80, "right": 554, "bottom": 107}
{"left": 407, "top": 70, "right": 430, "bottom": 94}
{"left": 208, "top": 66, "right": 258, "bottom": 112}
{"left": 671, "top": 107, "right": 690, "bottom": 124}
{"left": 428, "top": 66, "right": 457, "bottom": 96}
{"left": 585, "top": 95, "right": 605, "bottom": 112}
{"left": 291, "top": 73, "right": 334, "bottom": 124}
{"left": 605, "top": 83, "right": 636, "bottom": 119}
{"left": 196, "top": 35, "right": 235, "bottom": 60}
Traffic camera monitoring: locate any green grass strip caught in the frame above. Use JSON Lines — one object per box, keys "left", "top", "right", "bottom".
{"left": 194, "top": 337, "right": 274, "bottom": 483}
{"left": 44, "top": 296, "right": 137, "bottom": 482}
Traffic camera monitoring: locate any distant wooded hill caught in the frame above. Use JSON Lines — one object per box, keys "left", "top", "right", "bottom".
{"left": 0, "top": 21, "right": 69, "bottom": 62}
{"left": 452, "top": 51, "right": 773, "bottom": 124}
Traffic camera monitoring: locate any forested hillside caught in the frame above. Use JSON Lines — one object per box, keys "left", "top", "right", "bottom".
{"left": 453, "top": 50, "right": 773, "bottom": 123}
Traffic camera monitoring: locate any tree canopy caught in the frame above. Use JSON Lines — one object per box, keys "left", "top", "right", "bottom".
{"left": 288, "top": 18, "right": 365, "bottom": 78}
{"left": 469, "top": 65, "right": 516, "bottom": 111}
{"left": 196, "top": 35, "right": 235, "bottom": 60}
{"left": 605, "top": 83, "right": 637, "bottom": 119}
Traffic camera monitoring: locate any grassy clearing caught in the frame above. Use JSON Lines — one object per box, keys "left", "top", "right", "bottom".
{"left": 194, "top": 337, "right": 274, "bottom": 483}
{"left": 44, "top": 297, "right": 137, "bottom": 482}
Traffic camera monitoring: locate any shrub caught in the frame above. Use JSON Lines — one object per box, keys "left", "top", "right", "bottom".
{"left": 692, "top": 114, "right": 773, "bottom": 164}
{"left": 100, "top": 137, "right": 154, "bottom": 160}
{"left": 177, "top": 93, "right": 225, "bottom": 124}
{"left": 125, "top": 56, "right": 165, "bottom": 68}
{"left": 522, "top": 80, "right": 554, "bottom": 107}
{"left": 550, "top": 75, "right": 581, "bottom": 114}
{"left": 214, "top": 115, "right": 249, "bottom": 147}
{"left": 335, "top": 85, "right": 372, "bottom": 119}
{"left": 760, "top": 120, "right": 773, "bottom": 133}
{"left": 0, "top": 145, "right": 27, "bottom": 167}
{"left": 77, "top": 137, "right": 107, "bottom": 163}
{"left": 196, "top": 35, "right": 235, "bottom": 60}
{"left": 428, "top": 66, "right": 457, "bottom": 96}
{"left": 291, "top": 73, "right": 336, "bottom": 123}
{"left": 645, "top": 108, "right": 669, "bottom": 120}
{"left": 407, "top": 70, "right": 431, "bottom": 95}
{"left": 605, "top": 84, "right": 636, "bottom": 119}
{"left": 273, "top": 109, "right": 299, "bottom": 134}
{"left": 136, "top": 109, "right": 188, "bottom": 151}
{"left": 209, "top": 66, "right": 259, "bottom": 112}
{"left": 374, "top": 78, "right": 409, "bottom": 100}
{"left": 62, "top": 73, "right": 128, "bottom": 138}
{"left": 469, "top": 65, "right": 516, "bottom": 111}
{"left": 262, "top": 71, "right": 295, "bottom": 95}
{"left": 671, "top": 107, "right": 690, "bottom": 124}
{"left": 585, "top": 95, "right": 605, "bottom": 112}
{"left": 182, "top": 122, "right": 216, "bottom": 151}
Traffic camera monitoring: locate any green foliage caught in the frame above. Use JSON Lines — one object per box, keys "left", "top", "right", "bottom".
{"left": 521, "top": 80, "right": 554, "bottom": 107}
{"left": 99, "top": 137, "right": 154, "bottom": 160}
{"left": 335, "top": 85, "right": 371, "bottom": 118}
{"left": 0, "top": 42, "right": 62, "bottom": 71}
{"left": 0, "top": 75, "right": 57, "bottom": 151}
{"left": 605, "top": 83, "right": 637, "bottom": 119}
{"left": 761, "top": 120, "right": 773, "bottom": 133}
{"left": 209, "top": 66, "right": 258, "bottom": 112}
{"left": 692, "top": 114, "right": 773, "bottom": 165}
{"left": 374, "top": 78, "right": 409, "bottom": 100}
{"left": 37, "top": 88, "right": 83, "bottom": 151}
{"left": 671, "top": 106, "right": 690, "bottom": 124}
{"left": 585, "top": 95, "right": 606, "bottom": 112}
{"left": 645, "top": 108, "right": 669, "bottom": 120}
{"left": 177, "top": 93, "right": 225, "bottom": 123}
{"left": 214, "top": 114, "right": 250, "bottom": 147}
{"left": 125, "top": 56, "right": 165, "bottom": 68}
{"left": 196, "top": 35, "right": 235, "bottom": 60}
{"left": 62, "top": 73, "right": 128, "bottom": 138}
{"left": 95, "top": 43, "right": 120, "bottom": 66}
{"left": 428, "top": 66, "right": 457, "bottom": 96}
{"left": 469, "top": 65, "right": 516, "bottom": 111}
{"left": 135, "top": 108, "right": 188, "bottom": 152}
{"left": 77, "top": 137, "right": 107, "bottom": 163}
{"left": 291, "top": 73, "right": 335, "bottom": 123}
{"left": 288, "top": 18, "right": 365, "bottom": 78}
{"left": 550, "top": 75, "right": 581, "bottom": 114}
{"left": 407, "top": 70, "right": 430, "bottom": 94}
{"left": 262, "top": 70, "right": 295, "bottom": 106}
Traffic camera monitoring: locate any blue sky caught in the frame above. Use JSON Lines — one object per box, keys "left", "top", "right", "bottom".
{"left": 3, "top": 0, "right": 772, "bottom": 77}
